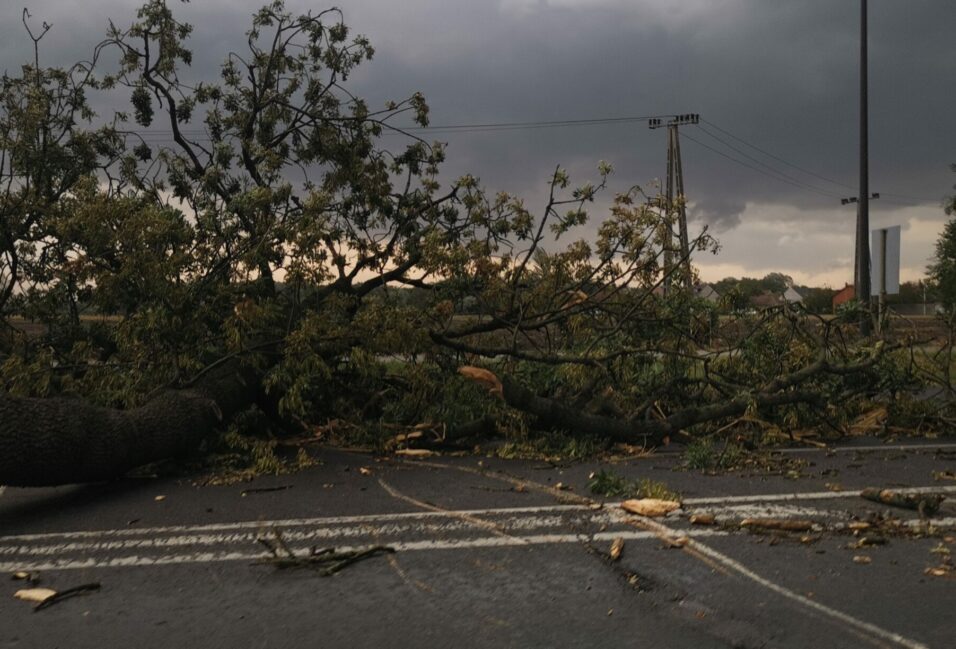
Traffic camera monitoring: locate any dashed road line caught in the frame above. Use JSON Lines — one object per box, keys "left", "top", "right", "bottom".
{"left": 0, "top": 528, "right": 730, "bottom": 573}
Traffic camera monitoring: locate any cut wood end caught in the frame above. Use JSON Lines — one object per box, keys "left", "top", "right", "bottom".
{"left": 394, "top": 449, "right": 437, "bottom": 459}
{"left": 620, "top": 498, "right": 681, "bottom": 518}
{"left": 458, "top": 366, "right": 504, "bottom": 399}
{"left": 689, "top": 513, "right": 716, "bottom": 526}
{"left": 14, "top": 588, "right": 56, "bottom": 604}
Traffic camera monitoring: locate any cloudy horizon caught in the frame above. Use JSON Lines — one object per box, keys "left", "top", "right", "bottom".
{"left": 2, "top": 0, "right": 953, "bottom": 288}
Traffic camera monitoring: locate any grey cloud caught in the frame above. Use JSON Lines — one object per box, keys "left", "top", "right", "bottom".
{"left": 1, "top": 0, "right": 953, "bottom": 282}
{"left": 690, "top": 199, "right": 747, "bottom": 232}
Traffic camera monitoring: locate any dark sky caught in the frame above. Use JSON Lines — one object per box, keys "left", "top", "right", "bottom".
{"left": 4, "top": 0, "right": 954, "bottom": 286}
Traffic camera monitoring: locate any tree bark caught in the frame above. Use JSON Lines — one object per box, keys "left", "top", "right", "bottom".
{"left": 0, "top": 363, "right": 260, "bottom": 487}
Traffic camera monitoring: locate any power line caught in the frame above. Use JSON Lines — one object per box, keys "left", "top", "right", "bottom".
{"left": 701, "top": 118, "right": 856, "bottom": 191}
{"left": 680, "top": 130, "right": 845, "bottom": 199}
{"left": 694, "top": 124, "right": 844, "bottom": 198}
{"left": 129, "top": 114, "right": 658, "bottom": 140}
{"left": 115, "top": 113, "right": 943, "bottom": 205}
{"left": 701, "top": 118, "right": 932, "bottom": 204}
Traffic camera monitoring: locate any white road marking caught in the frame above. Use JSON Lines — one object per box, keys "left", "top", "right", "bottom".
{"left": 0, "top": 504, "right": 590, "bottom": 542}
{"left": 0, "top": 528, "right": 730, "bottom": 572}
{"left": 767, "top": 442, "right": 956, "bottom": 454}
{"left": 2, "top": 480, "right": 948, "bottom": 648}
{"left": 683, "top": 484, "right": 956, "bottom": 506}
{"left": 612, "top": 510, "right": 932, "bottom": 649}
{"left": 689, "top": 540, "right": 930, "bottom": 649}
{"left": 0, "top": 512, "right": 619, "bottom": 557}
{"left": 3, "top": 484, "right": 954, "bottom": 544}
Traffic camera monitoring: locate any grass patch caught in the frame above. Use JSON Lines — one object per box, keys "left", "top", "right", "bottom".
{"left": 587, "top": 469, "right": 680, "bottom": 501}
{"left": 682, "top": 437, "right": 744, "bottom": 471}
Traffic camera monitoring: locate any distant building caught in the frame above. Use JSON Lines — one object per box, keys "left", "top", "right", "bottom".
{"left": 750, "top": 291, "right": 784, "bottom": 309}
{"left": 832, "top": 284, "right": 855, "bottom": 309}
{"left": 693, "top": 283, "right": 720, "bottom": 303}
{"left": 783, "top": 286, "right": 804, "bottom": 304}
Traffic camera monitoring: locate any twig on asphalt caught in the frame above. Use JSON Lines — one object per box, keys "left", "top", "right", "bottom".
{"left": 254, "top": 527, "right": 395, "bottom": 576}
{"left": 33, "top": 583, "right": 101, "bottom": 612}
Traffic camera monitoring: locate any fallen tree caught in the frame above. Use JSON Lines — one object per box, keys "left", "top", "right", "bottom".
{"left": 0, "top": 363, "right": 259, "bottom": 486}
{"left": 0, "top": 1, "right": 932, "bottom": 488}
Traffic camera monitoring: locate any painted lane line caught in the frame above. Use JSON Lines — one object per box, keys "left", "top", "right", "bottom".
{"left": 687, "top": 503, "right": 845, "bottom": 519}
{"left": 0, "top": 504, "right": 592, "bottom": 542}
{"left": 767, "top": 442, "right": 956, "bottom": 454}
{"left": 9, "top": 509, "right": 954, "bottom": 562}
{"left": 690, "top": 540, "right": 930, "bottom": 649}
{"left": 4, "top": 483, "right": 954, "bottom": 544}
{"left": 0, "top": 528, "right": 730, "bottom": 573}
{"left": 683, "top": 484, "right": 956, "bottom": 506}
{"left": 609, "top": 510, "right": 931, "bottom": 649}
{"left": 0, "top": 512, "right": 620, "bottom": 557}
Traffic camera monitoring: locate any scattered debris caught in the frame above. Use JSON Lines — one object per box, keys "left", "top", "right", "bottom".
{"left": 852, "top": 555, "right": 872, "bottom": 565}
{"left": 255, "top": 528, "right": 394, "bottom": 576}
{"left": 11, "top": 571, "right": 39, "bottom": 584}
{"left": 850, "top": 536, "right": 887, "bottom": 549}
{"left": 924, "top": 566, "right": 953, "bottom": 578}
{"left": 14, "top": 583, "right": 100, "bottom": 611}
{"left": 154, "top": 495, "right": 166, "bottom": 502}
{"left": 740, "top": 518, "right": 815, "bottom": 533}
{"left": 554, "top": 482, "right": 570, "bottom": 491}
{"left": 14, "top": 588, "right": 56, "bottom": 604}
{"left": 860, "top": 488, "right": 944, "bottom": 517}
{"left": 689, "top": 513, "right": 716, "bottom": 526}
{"left": 620, "top": 498, "right": 681, "bottom": 518}
{"left": 358, "top": 467, "right": 373, "bottom": 476}
{"left": 240, "top": 485, "right": 293, "bottom": 496}
{"left": 394, "top": 449, "right": 437, "bottom": 458}
{"left": 664, "top": 536, "right": 690, "bottom": 549}
{"left": 849, "top": 407, "right": 888, "bottom": 435}
{"left": 609, "top": 538, "right": 625, "bottom": 561}
{"left": 932, "top": 471, "right": 956, "bottom": 482}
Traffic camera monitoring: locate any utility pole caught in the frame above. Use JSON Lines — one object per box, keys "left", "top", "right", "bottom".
{"left": 649, "top": 114, "right": 698, "bottom": 296}
{"left": 855, "top": 0, "right": 872, "bottom": 335}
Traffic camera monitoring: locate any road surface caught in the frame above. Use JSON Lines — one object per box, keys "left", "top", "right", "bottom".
{"left": 2, "top": 440, "right": 955, "bottom": 648}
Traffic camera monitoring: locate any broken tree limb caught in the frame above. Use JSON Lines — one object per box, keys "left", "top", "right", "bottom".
{"left": 740, "top": 518, "right": 816, "bottom": 533}
{"left": 32, "top": 583, "right": 101, "bottom": 612}
{"left": 860, "top": 488, "right": 945, "bottom": 517}
{"left": 255, "top": 527, "right": 395, "bottom": 576}
{"left": 0, "top": 361, "right": 261, "bottom": 487}
{"left": 257, "top": 545, "right": 396, "bottom": 576}
{"left": 498, "top": 373, "right": 824, "bottom": 445}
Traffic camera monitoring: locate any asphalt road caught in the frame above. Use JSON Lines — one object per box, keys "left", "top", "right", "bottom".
{"left": 2, "top": 440, "right": 955, "bottom": 648}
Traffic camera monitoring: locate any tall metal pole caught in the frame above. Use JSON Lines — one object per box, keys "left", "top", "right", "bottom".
{"left": 856, "top": 0, "right": 872, "bottom": 335}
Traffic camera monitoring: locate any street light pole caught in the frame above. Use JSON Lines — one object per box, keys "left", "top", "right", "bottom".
{"left": 855, "top": 0, "right": 872, "bottom": 335}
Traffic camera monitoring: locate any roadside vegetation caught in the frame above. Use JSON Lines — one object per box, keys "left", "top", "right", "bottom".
{"left": 1, "top": 1, "right": 955, "bottom": 486}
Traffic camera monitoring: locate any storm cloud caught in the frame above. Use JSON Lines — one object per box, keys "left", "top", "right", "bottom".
{"left": 2, "top": 0, "right": 953, "bottom": 285}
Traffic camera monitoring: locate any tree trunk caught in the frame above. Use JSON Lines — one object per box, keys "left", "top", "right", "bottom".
{"left": 0, "top": 363, "right": 260, "bottom": 487}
